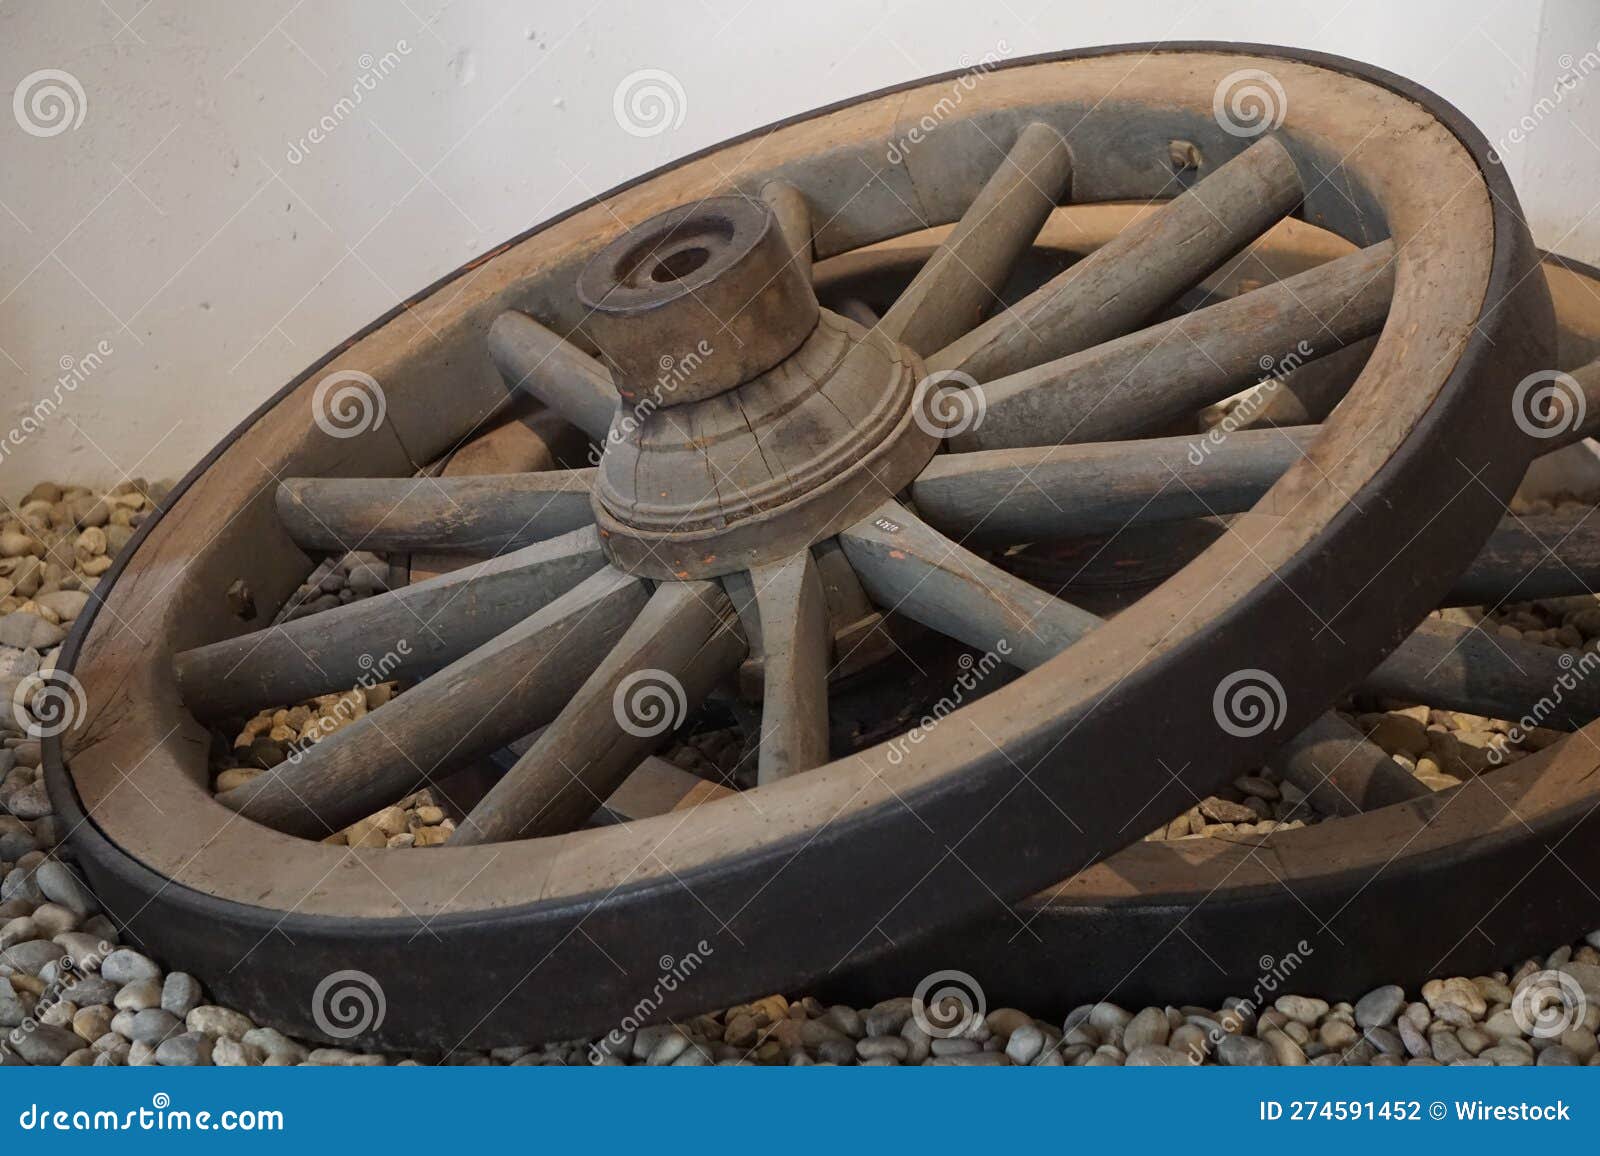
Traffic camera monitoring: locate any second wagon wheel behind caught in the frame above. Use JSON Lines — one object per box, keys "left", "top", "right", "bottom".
{"left": 58, "top": 46, "right": 1552, "bottom": 1048}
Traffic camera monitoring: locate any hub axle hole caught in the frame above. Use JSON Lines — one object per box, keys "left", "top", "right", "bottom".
{"left": 651, "top": 247, "right": 711, "bottom": 282}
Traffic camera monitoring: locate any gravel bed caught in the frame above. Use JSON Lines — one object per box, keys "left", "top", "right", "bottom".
{"left": 4, "top": 478, "right": 1600, "bottom": 1065}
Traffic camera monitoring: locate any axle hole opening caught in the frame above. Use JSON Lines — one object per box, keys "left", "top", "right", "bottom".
{"left": 651, "top": 247, "right": 711, "bottom": 282}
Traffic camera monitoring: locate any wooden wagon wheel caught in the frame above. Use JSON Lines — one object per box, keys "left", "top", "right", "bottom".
{"left": 825, "top": 247, "right": 1600, "bottom": 1020}
{"left": 47, "top": 45, "right": 1554, "bottom": 1049}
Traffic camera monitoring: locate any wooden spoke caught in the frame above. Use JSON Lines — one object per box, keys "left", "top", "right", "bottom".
{"left": 843, "top": 502, "right": 1390, "bottom": 812}
{"left": 1234, "top": 335, "right": 1376, "bottom": 429}
{"left": 879, "top": 122, "right": 1072, "bottom": 356}
{"left": 913, "top": 427, "right": 1316, "bottom": 544}
{"left": 953, "top": 241, "right": 1394, "bottom": 451}
{"left": 995, "top": 506, "right": 1600, "bottom": 621}
{"left": 405, "top": 400, "right": 592, "bottom": 584}
{"left": 1240, "top": 330, "right": 1600, "bottom": 437}
{"left": 721, "top": 568, "right": 762, "bottom": 651}
{"left": 965, "top": 356, "right": 1600, "bottom": 600}
{"left": 1363, "top": 619, "right": 1600, "bottom": 730}
{"left": 1542, "top": 356, "right": 1600, "bottom": 450}
{"left": 812, "top": 537, "right": 890, "bottom": 661}
{"left": 929, "top": 135, "right": 1304, "bottom": 381}
{"left": 488, "top": 311, "right": 618, "bottom": 442}
{"left": 749, "top": 552, "right": 832, "bottom": 784}
{"left": 1268, "top": 713, "right": 1429, "bottom": 817}
{"left": 216, "top": 567, "right": 651, "bottom": 837}
{"left": 492, "top": 733, "right": 736, "bottom": 826}
{"left": 838, "top": 500, "right": 1099, "bottom": 669}
{"left": 598, "top": 757, "right": 737, "bottom": 823}
{"left": 453, "top": 581, "right": 745, "bottom": 844}
{"left": 1447, "top": 510, "right": 1600, "bottom": 605}
{"left": 813, "top": 537, "right": 875, "bottom": 630}
{"left": 834, "top": 298, "right": 879, "bottom": 328}
{"left": 836, "top": 497, "right": 1426, "bottom": 822}
{"left": 761, "top": 179, "right": 814, "bottom": 283}
{"left": 174, "top": 525, "right": 608, "bottom": 719}
{"left": 275, "top": 470, "right": 596, "bottom": 555}
{"left": 998, "top": 518, "right": 1232, "bottom": 616}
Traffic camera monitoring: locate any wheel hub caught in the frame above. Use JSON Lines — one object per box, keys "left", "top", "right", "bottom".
{"left": 578, "top": 196, "right": 942, "bottom": 580}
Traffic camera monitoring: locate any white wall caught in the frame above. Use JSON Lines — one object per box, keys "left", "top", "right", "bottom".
{"left": 2, "top": 0, "right": 1597, "bottom": 490}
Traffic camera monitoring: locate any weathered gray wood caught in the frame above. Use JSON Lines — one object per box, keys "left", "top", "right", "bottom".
{"left": 1268, "top": 713, "right": 1428, "bottom": 816}
{"left": 812, "top": 535, "right": 895, "bottom": 673}
{"left": 453, "top": 580, "right": 744, "bottom": 843}
{"left": 598, "top": 757, "right": 736, "bottom": 823}
{"left": 216, "top": 566, "right": 651, "bottom": 836}
{"left": 879, "top": 122, "right": 1072, "bottom": 356}
{"left": 1362, "top": 619, "right": 1600, "bottom": 730}
{"left": 842, "top": 503, "right": 1391, "bottom": 816}
{"left": 751, "top": 552, "right": 832, "bottom": 783}
{"left": 928, "top": 135, "right": 1304, "bottom": 381}
{"left": 997, "top": 518, "right": 1232, "bottom": 615}
{"left": 173, "top": 525, "right": 609, "bottom": 719}
{"left": 594, "top": 309, "right": 940, "bottom": 580}
{"left": 275, "top": 470, "right": 596, "bottom": 555}
{"left": 1446, "top": 511, "right": 1600, "bottom": 605}
{"left": 729, "top": 542, "right": 899, "bottom": 696}
{"left": 1235, "top": 292, "right": 1599, "bottom": 440}
{"left": 405, "top": 402, "right": 590, "bottom": 583}
{"left": 953, "top": 242, "right": 1393, "bottom": 451}
{"left": 838, "top": 500, "right": 1099, "bottom": 669}
{"left": 833, "top": 298, "right": 879, "bottom": 328}
{"left": 761, "top": 179, "right": 813, "bottom": 284}
{"left": 1544, "top": 356, "right": 1600, "bottom": 449}
{"left": 1235, "top": 336, "right": 1376, "bottom": 429}
{"left": 488, "top": 310, "right": 618, "bottom": 442}
{"left": 994, "top": 504, "right": 1600, "bottom": 618}
{"left": 914, "top": 427, "right": 1316, "bottom": 543}
{"left": 720, "top": 568, "right": 762, "bottom": 653}
{"left": 943, "top": 361, "right": 1594, "bottom": 601}
{"left": 814, "top": 537, "right": 876, "bottom": 633}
